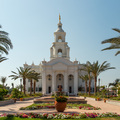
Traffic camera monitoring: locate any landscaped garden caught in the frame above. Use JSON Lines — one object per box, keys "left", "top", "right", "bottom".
{"left": 19, "top": 103, "right": 101, "bottom": 110}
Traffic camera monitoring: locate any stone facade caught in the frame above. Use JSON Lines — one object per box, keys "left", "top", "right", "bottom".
{"left": 24, "top": 16, "right": 94, "bottom": 95}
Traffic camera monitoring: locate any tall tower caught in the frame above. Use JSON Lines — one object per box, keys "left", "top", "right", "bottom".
{"left": 50, "top": 14, "right": 70, "bottom": 60}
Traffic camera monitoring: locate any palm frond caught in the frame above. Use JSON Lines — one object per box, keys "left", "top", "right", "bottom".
{"left": 101, "top": 37, "right": 120, "bottom": 44}
{"left": 115, "top": 51, "right": 120, "bottom": 56}
{"left": 0, "top": 57, "right": 7, "bottom": 63}
{"left": 112, "top": 28, "right": 120, "bottom": 33}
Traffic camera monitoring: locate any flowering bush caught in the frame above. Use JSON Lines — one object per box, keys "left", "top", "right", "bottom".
{"left": 0, "top": 112, "right": 120, "bottom": 119}
{"left": 79, "top": 106, "right": 101, "bottom": 110}
{"left": 55, "top": 96, "right": 67, "bottom": 102}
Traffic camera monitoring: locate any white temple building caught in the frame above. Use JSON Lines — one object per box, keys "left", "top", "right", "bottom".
{"left": 24, "top": 15, "right": 94, "bottom": 95}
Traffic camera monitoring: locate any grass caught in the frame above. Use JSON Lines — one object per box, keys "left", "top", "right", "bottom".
{"left": 0, "top": 117, "right": 120, "bottom": 120}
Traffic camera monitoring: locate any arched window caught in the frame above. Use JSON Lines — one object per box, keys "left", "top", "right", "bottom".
{"left": 68, "top": 75, "right": 74, "bottom": 81}
{"left": 58, "top": 36, "right": 62, "bottom": 42}
{"left": 47, "top": 74, "right": 52, "bottom": 80}
{"left": 58, "top": 49, "right": 62, "bottom": 57}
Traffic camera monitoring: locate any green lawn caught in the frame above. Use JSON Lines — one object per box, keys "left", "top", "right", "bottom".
{"left": 0, "top": 117, "right": 120, "bottom": 120}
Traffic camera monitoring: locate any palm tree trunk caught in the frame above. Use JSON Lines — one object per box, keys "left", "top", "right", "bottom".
{"left": 23, "top": 78, "right": 26, "bottom": 95}
{"left": 88, "top": 74, "right": 91, "bottom": 96}
{"left": 85, "top": 80, "right": 87, "bottom": 94}
{"left": 94, "top": 76, "right": 97, "bottom": 95}
{"left": 30, "top": 79, "right": 32, "bottom": 95}
{"left": 34, "top": 80, "right": 36, "bottom": 94}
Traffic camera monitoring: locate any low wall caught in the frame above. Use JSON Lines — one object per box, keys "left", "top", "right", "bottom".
{"left": 0, "top": 99, "right": 14, "bottom": 106}
{"left": 106, "top": 99, "right": 120, "bottom": 106}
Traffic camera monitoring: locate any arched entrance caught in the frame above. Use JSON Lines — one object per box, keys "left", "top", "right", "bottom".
{"left": 56, "top": 74, "right": 64, "bottom": 91}
{"left": 68, "top": 74, "right": 74, "bottom": 94}
{"left": 46, "top": 74, "right": 52, "bottom": 94}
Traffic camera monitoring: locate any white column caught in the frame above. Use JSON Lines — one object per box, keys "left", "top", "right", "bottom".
{"left": 42, "top": 70, "right": 46, "bottom": 95}
{"left": 52, "top": 72, "right": 56, "bottom": 92}
{"left": 74, "top": 70, "right": 78, "bottom": 95}
{"left": 64, "top": 72, "right": 68, "bottom": 92}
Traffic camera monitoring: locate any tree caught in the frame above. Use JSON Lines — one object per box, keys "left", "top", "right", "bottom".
{"left": 0, "top": 25, "right": 13, "bottom": 55}
{"left": 90, "top": 61, "right": 115, "bottom": 95}
{"left": 33, "top": 72, "right": 41, "bottom": 94}
{"left": 1, "top": 77, "right": 7, "bottom": 88}
{"left": 9, "top": 67, "right": 34, "bottom": 95}
{"left": 101, "top": 28, "right": 120, "bottom": 56}
{"left": 80, "top": 61, "right": 92, "bottom": 95}
{"left": 109, "top": 79, "right": 120, "bottom": 88}
{"left": 0, "top": 25, "right": 13, "bottom": 63}
{"left": 79, "top": 75, "right": 89, "bottom": 94}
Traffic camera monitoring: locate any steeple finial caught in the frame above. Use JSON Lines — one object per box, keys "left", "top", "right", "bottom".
{"left": 59, "top": 14, "right": 61, "bottom": 22}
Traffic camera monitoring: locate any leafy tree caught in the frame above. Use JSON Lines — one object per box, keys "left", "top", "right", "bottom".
{"left": 101, "top": 28, "right": 120, "bottom": 56}
{"left": 90, "top": 61, "right": 115, "bottom": 95}
{"left": 9, "top": 67, "right": 34, "bottom": 95}
{"left": 0, "top": 77, "right": 7, "bottom": 88}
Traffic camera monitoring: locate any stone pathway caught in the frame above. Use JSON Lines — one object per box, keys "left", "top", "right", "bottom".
{"left": 0, "top": 97, "right": 120, "bottom": 115}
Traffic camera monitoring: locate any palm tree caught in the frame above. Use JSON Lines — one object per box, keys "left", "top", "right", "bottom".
{"left": 0, "top": 25, "right": 13, "bottom": 55}
{"left": 80, "top": 61, "right": 92, "bottom": 95}
{"left": 9, "top": 67, "right": 34, "bottom": 94}
{"left": 101, "top": 28, "right": 120, "bottom": 56}
{"left": 1, "top": 77, "right": 7, "bottom": 88}
{"left": 109, "top": 79, "right": 120, "bottom": 87}
{"left": 28, "top": 70, "right": 39, "bottom": 95}
{"left": 79, "top": 75, "right": 89, "bottom": 94}
{"left": 90, "top": 61, "right": 115, "bottom": 94}
{"left": 33, "top": 72, "right": 41, "bottom": 94}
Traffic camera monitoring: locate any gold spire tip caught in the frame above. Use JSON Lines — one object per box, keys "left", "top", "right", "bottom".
{"left": 59, "top": 13, "right": 61, "bottom": 22}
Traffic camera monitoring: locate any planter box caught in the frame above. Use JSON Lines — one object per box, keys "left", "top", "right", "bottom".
{"left": 0, "top": 99, "right": 14, "bottom": 106}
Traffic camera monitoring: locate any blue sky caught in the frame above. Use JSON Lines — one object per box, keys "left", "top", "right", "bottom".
{"left": 0, "top": 0, "right": 120, "bottom": 87}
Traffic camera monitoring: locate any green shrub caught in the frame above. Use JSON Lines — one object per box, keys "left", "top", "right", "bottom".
{"left": 0, "top": 88, "right": 8, "bottom": 100}
{"left": 11, "top": 88, "right": 23, "bottom": 98}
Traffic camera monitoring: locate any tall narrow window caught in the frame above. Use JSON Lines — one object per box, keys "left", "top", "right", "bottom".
{"left": 58, "top": 49, "right": 62, "bottom": 57}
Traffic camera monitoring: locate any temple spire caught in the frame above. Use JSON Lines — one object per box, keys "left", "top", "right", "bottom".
{"left": 59, "top": 14, "right": 61, "bottom": 22}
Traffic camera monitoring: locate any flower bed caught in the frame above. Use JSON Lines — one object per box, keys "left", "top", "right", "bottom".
{"left": 0, "top": 112, "right": 120, "bottom": 119}
{"left": 79, "top": 106, "right": 101, "bottom": 110}
{"left": 19, "top": 103, "right": 101, "bottom": 110}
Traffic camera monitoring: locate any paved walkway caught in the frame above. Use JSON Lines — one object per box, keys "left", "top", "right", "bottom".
{"left": 0, "top": 97, "right": 120, "bottom": 115}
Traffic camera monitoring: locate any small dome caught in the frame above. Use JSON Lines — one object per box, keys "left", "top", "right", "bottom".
{"left": 56, "top": 22, "right": 64, "bottom": 32}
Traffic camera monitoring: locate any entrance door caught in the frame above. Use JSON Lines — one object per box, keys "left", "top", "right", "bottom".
{"left": 48, "top": 86, "right": 51, "bottom": 93}
{"left": 69, "top": 86, "right": 72, "bottom": 93}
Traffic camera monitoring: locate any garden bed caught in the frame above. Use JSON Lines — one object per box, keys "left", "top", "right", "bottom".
{"left": 0, "top": 112, "right": 120, "bottom": 119}
{"left": 19, "top": 103, "right": 101, "bottom": 110}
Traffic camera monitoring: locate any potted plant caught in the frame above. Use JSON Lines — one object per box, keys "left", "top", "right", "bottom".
{"left": 55, "top": 96, "right": 67, "bottom": 112}
{"left": 103, "top": 98, "right": 106, "bottom": 103}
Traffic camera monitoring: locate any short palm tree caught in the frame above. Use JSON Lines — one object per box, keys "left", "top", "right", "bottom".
{"left": 79, "top": 75, "right": 89, "bottom": 94}
{"left": 33, "top": 72, "right": 41, "bottom": 94}
{"left": 0, "top": 25, "right": 13, "bottom": 55}
{"left": 101, "top": 28, "right": 120, "bottom": 56}
{"left": 9, "top": 67, "right": 34, "bottom": 94}
{"left": 80, "top": 61, "right": 92, "bottom": 95}
{"left": 90, "top": 61, "right": 115, "bottom": 94}
{"left": 1, "top": 77, "right": 7, "bottom": 88}
{"left": 27, "top": 71, "right": 40, "bottom": 95}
